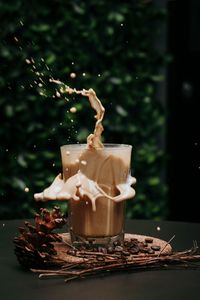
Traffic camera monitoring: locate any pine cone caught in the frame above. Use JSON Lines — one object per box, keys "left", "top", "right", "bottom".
{"left": 14, "top": 206, "right": 67, "bottom": 269}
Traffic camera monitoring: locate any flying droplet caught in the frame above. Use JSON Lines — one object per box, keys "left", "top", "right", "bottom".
{"left": 56, "top": 91, "right": 61, "bottom": 97}
{"left": 25, "top": 59, "right": 31, "bottom": 64}
{"left": 70, "top": 72, "right": 76, "bottom": 79}
{"left": 70, "top": 107, "right": 77, "bottom": 113}
{"left": 157, "top": 226, "right": 161, "bottom": 231}
{"left": 81, "top": 160, "right": 87, "bottom": 165}
{"left": 49, "top": 78, "right": 63, "bottom": 84}
{"left": 24, "top": 187, "right": 29, "bottom": 193}
{"left": 82, "top": 73, "right": 86, "bottom": 77}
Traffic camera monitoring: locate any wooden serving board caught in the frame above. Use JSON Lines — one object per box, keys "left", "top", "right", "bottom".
{"left": 52, "top": 233, "right": 172, "bottom": 264}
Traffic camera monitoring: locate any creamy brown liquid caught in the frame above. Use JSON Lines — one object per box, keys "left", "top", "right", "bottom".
{"left": 34, "top": 86, "right": 136, "bottom": 237}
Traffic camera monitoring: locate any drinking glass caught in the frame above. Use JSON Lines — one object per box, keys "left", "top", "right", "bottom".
{"left": 60, "top": 144, "right": 133, "bottom": 247}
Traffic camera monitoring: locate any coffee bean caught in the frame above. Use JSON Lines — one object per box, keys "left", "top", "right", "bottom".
{"left": 130, "top": 246, "right": 139, "bottom": 254}
{"left": 145, "top": 238, "right": 153, "bottom": 243}
{"left": 113, "top": 241, "right": 121, "bottom": 246}
{"left": 147, "top": 248, "right": 155, "bottom": 254}
{"left": 140, "top": 247, "right": 149, "bottom": 253}
{"left": 151, "top": 245, "right": 161, "bottom": 251}
{"left": 122, "top": 251, "right": 130, "bottom": 256}
{"left": 108, "top": 247, "right": 114, "bottom": 253}
{"left": 131, "top": 238, "right": 138, "bottom": 242}
{"left": 115, "top": 246, "right": 123, "bottom": 252}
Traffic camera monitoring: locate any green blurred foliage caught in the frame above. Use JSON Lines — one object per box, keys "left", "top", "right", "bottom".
{"left": 0, "top": 0, "right": 168, "bottom": 220}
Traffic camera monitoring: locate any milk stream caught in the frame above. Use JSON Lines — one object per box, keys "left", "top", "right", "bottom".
{"left": 34, "top": 85, "right": 136, "bottom": 211}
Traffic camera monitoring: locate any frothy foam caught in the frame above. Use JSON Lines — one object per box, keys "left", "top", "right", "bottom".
{"left": 34, "top": 147, "right": 136, "bottom": 211}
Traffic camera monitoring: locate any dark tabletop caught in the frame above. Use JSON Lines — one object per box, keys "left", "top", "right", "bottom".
{"left": 0, "top": 219, "right": 200, "bottom": 300}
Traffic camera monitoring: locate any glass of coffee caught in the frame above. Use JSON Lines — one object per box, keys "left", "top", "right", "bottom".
{"left": 60, "top": 144, "right": 133, "bottom": 247}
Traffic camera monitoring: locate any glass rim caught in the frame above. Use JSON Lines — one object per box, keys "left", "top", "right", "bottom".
{"left": 60, "top": 143, "right": 132, "bottom": 151}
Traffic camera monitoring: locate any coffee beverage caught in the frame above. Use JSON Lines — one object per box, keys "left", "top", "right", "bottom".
{"left": 34, "top": 85, "right": 136, "bottom": 244}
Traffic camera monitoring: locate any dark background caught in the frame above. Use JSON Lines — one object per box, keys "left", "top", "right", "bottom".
{"left": 0, "top": 0, "right": 199, "bottom": 222}
{"left": 167, "top": 0, "right": 200, "bottom": 222}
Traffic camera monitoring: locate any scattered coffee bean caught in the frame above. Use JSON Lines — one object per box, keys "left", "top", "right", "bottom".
{"left": 147, "top": 248, "right": 155, "bottom": 254}
{"left": 107, "top": 246, "right": 114, "bottom": 254}
{"left": 151, "top": 245, "right": 161, "bottom": 251}
{"left": 115, "top": 246, "right": 123, "bottom": 252}
{"left": 122, "top": 251, "right": 130, "bottom": 256}
{"left": 130, "top": 246, "right": 139, "bottom": 254}
{"left": 131, "top": 238, "right": 138, "bottom": 242}
{"left": 140, "top": 247, "right": 149, "bottom": 253}
{"left": 145, "top": 238, "right": 153, "bottom": 243}
{"left": 113, "top": 241, "right": 121, "bottom": 246}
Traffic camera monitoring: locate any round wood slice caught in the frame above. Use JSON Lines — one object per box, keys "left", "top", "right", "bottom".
{"left": 53, "top": 233, "right": 172, "bottom": 264}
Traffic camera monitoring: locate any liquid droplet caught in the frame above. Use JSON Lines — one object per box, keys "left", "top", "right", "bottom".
{"left": 70, "top": 73, "right": 76, "bottom": 79}
{"left": 56, "top": 91, "right": 61, "bottom": 97}
{"left": 25, "top": 59, "right": 31, "bottom": 64}
{"left": 70, "top": 107, "right": 77, "bottom": 113}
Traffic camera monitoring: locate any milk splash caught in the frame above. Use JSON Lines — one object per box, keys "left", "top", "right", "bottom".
{"left": 34, "top": 83, "right": 136, "bottom": 211}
